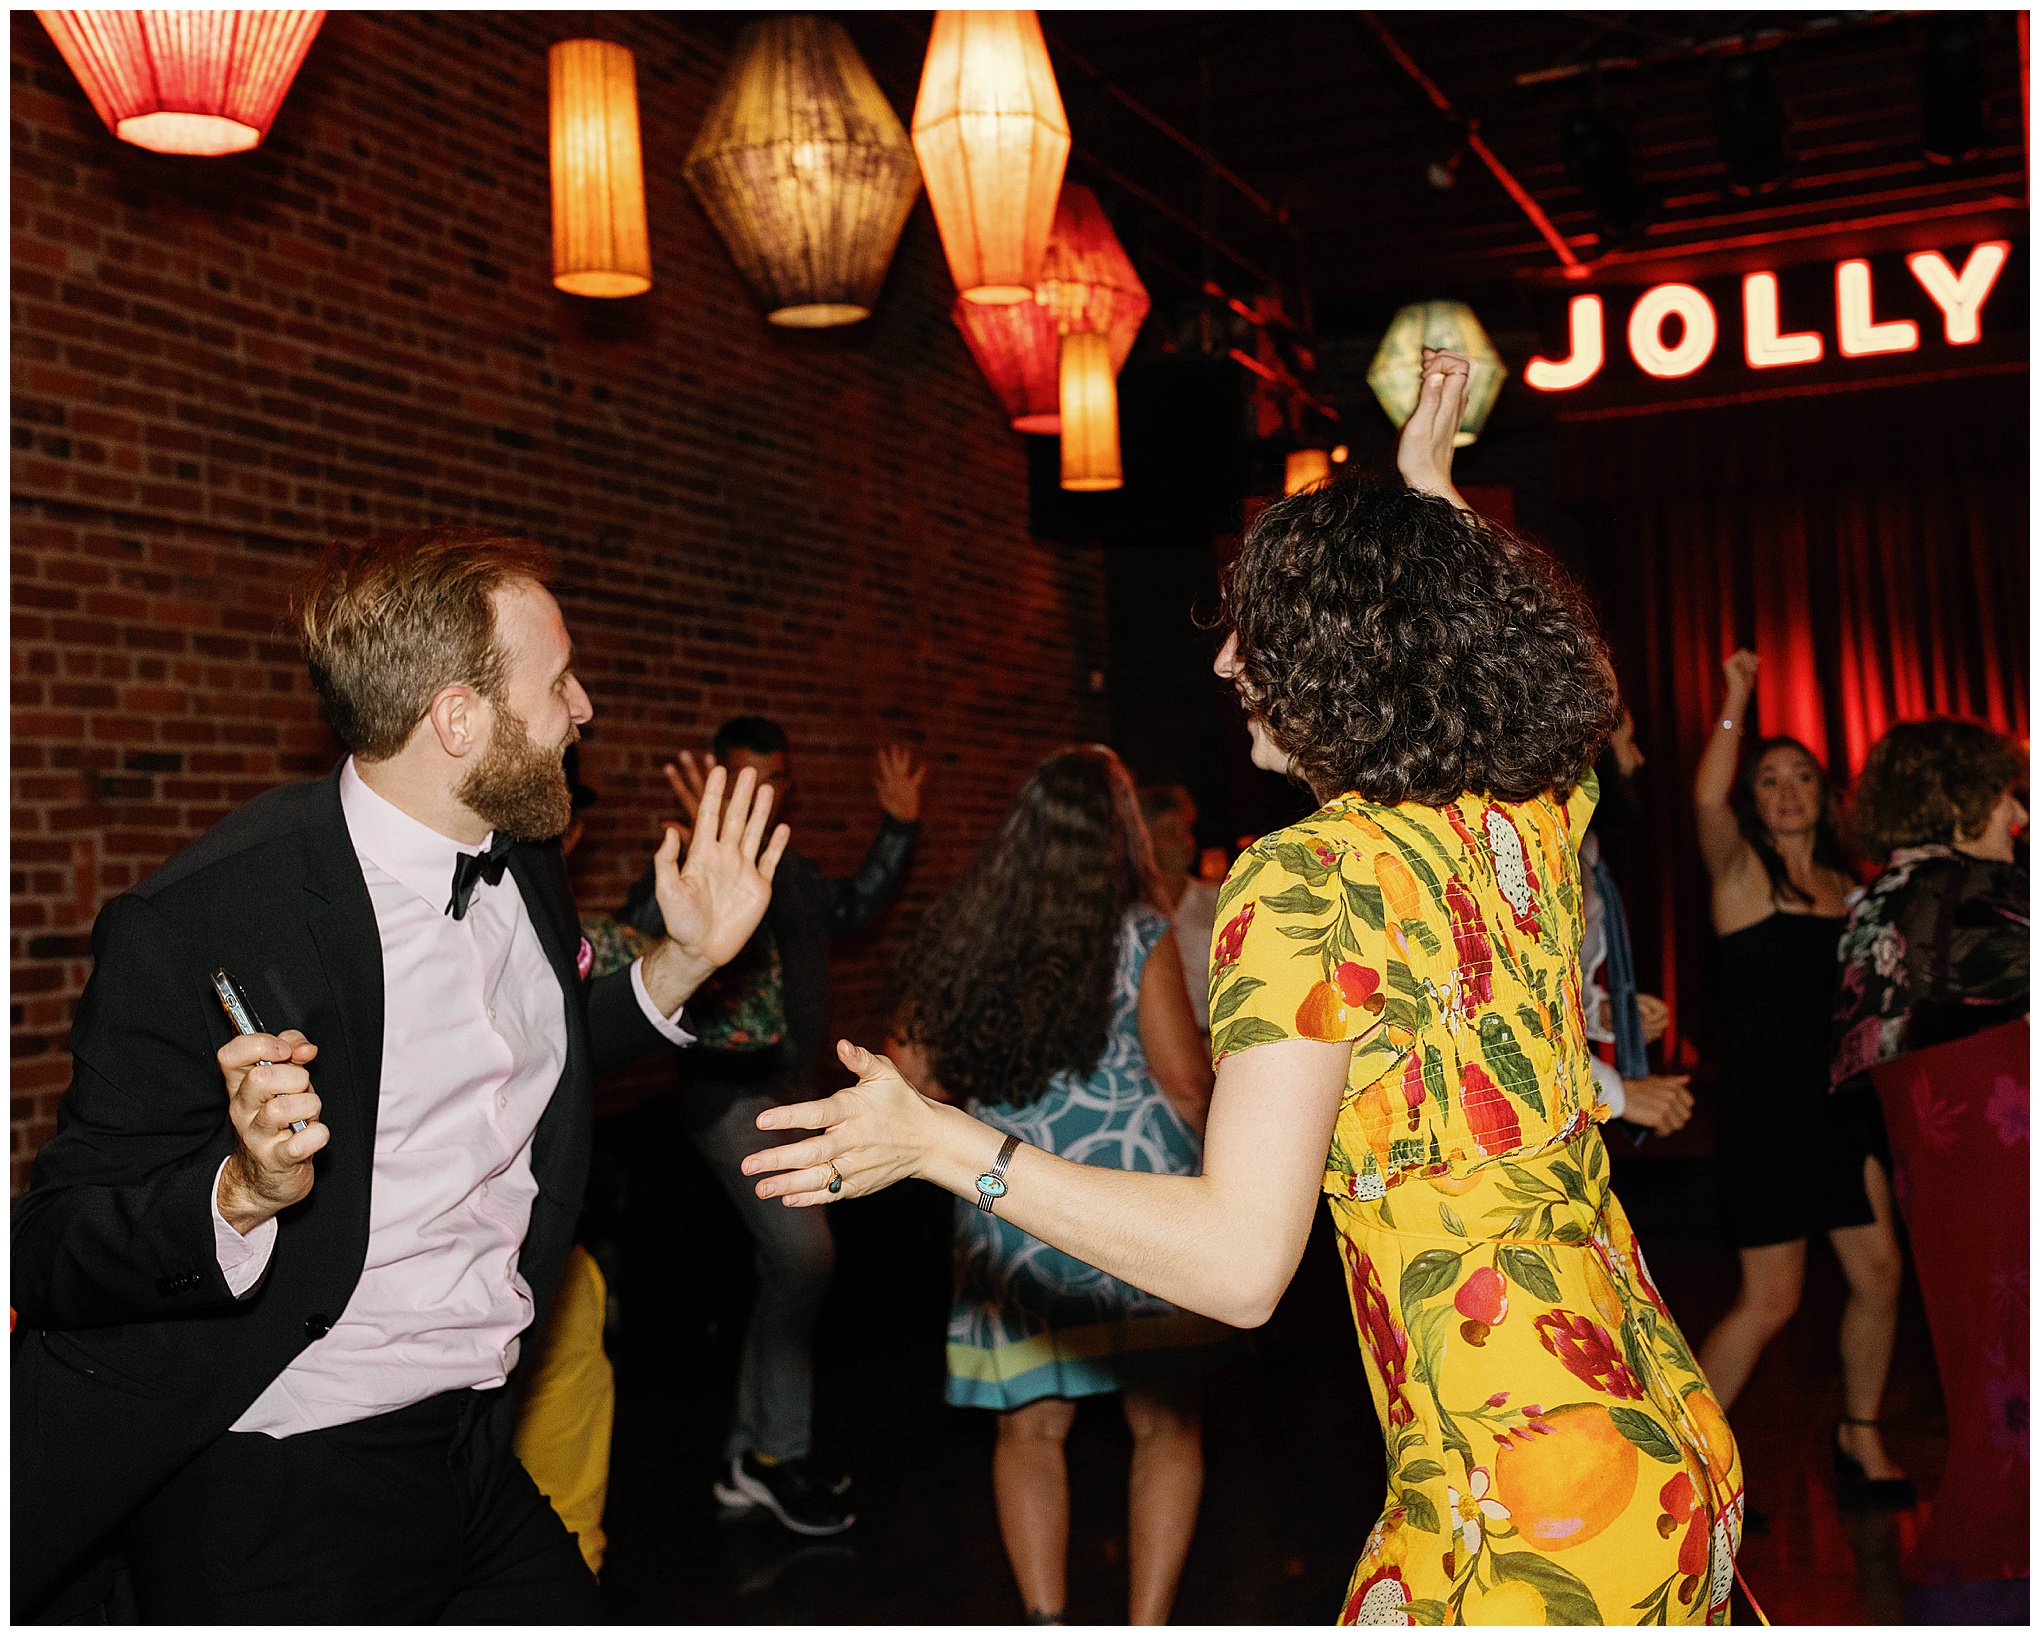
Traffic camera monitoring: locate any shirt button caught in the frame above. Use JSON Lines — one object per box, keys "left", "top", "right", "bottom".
{"left": 498, "top": 1095, "right": 508, "bottom": 1110}
{"left": 487, "top": 1007, "right": 497, "bottom": 1021}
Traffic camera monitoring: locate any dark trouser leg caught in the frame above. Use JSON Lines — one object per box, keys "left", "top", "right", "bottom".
{"left": 689, "top": 1091, "right": 837, "bottom": 1463}
{"left": 124, "top": 1390, "right": 598, "bottom": 1624}
{"left": 441, "top": 1392, "right": 603, "bottom": 1622}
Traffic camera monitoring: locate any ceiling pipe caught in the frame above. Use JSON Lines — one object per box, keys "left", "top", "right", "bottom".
{"left": 1355, "top": 13, "right": 1591, "bottom": 279}
{"left": 1514, "top": 13, "right": 1913, "bottom": 87}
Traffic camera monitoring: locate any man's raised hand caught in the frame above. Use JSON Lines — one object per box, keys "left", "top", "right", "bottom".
{"left": 215, "top": 1029, "right": 324, "bottom": 1236}
{"left": 642, "top": 763, "right": 790, "bottom": 1012}
{"left": 873, "top": 745, "right": 926, "bottom": 824}
{"left": 659, "top": 748, "right": 716, "bottom": 847}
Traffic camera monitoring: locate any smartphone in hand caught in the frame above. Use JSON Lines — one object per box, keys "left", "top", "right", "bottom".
{"left": 210, "top": 968, "right": 307, "bottom": 1134}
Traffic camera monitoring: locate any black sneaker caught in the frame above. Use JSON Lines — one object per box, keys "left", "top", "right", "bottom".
{"left": 713, "top": 1453, "right": 855, "bottom": 1537}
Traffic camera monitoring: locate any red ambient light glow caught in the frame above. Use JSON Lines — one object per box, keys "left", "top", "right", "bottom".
{"left": 1524, "top": 243, "right": 2008, "bottom": 391}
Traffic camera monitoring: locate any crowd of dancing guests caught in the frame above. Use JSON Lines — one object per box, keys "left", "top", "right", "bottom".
{"left": 720, "top": 409, "right": 2022, "bottom": 1620}
{"left": 577, "top": 355, "right": 2023, "bottom": 1624}
{"left": 14, "top": 340, "right": 2021, "bottom": 1626}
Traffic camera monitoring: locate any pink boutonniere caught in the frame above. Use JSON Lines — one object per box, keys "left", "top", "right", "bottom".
{"left": 577, "top": 936, "right": 594, "bottom": 980}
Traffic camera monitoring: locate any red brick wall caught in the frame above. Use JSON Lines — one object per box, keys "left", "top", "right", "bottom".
{"left": 10, "top": 12, "right": 1109, "bottom": 1192}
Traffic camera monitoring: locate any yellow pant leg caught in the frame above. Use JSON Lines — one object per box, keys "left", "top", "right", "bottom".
{"left": 513, "top": 1245, "right": 615, "bottom": 1575}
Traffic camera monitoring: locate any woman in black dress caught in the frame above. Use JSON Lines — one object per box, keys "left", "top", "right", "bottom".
{"left": 1690, "top": 651, "right": 1911, "bottom": 1507}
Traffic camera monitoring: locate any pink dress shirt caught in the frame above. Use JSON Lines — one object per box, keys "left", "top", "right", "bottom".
{"left": 213, "top": 759, "right": 690, "bottom": 1437}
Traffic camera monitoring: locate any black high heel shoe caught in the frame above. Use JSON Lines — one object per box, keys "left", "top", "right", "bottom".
{"left": 1834, "top": 1416, "right": 1916, "bottom": 1511}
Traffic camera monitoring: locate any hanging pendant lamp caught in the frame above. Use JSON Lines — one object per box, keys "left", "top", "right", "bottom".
{"left": 37, "top": 9, "right": 325, "bottom": 156}
{"left": 954, "top": 185, "right": 1145, "bottom": 434}
{"left": 954, "top": 295, "right": 1062, "bottom": 431}
{"left": 549, "top": 38, "right": 653, "bottom": 298}
{"left": 1365, "top": 300, "right": 1507, "bottom": 447}
{"left": 911, "top": 10, "right": 1070, "bottom": 304}
{"left": 1059, "top": 331, "right": 1121, "bottom": 491}
{"left": 685, "top": 16, "right": 921, "bottom": 328}
{"left": 1035, "top": 184, "right": 1149, "bottom": 362}
{"left": 1284, "top": 449, "right": 1332, "bottom": 496}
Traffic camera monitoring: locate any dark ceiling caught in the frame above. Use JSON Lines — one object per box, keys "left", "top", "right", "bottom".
{"left": 755, "top": 10, "right": 2027, "bottom": 336}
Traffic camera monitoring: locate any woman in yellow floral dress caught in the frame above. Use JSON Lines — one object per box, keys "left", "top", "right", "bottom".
{"left": 741, "top": 352, "right": 1744, "bottom": 1625}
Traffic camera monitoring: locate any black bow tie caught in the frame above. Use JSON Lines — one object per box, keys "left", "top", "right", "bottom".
{"left": 447, "top": 833, "right": 515, "bottom": 920}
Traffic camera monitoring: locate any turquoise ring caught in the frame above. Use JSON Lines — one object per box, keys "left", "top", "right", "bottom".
{"left": 826, "top": 1162, "right": 843, "bottom": 1195}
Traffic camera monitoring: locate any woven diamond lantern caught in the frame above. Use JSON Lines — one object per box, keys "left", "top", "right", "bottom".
{"left": 911, "top": 10, "right": 1070, "bottom": 305}
{"left": 685, "top": 16, "right": 921, "bottom": 328}
{"left": 37, "top": 9, "right": 324, "bottom": 156}
{"left": 1365, "top": 301, "right": 1507, "bottom": 447}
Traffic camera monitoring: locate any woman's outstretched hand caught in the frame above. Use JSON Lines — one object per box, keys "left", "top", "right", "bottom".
{"left": 743, "top": 1040, "right": 944, "bottom": 1207}
{"left": 1396, "top": 347, "right": 1472, "bottom": 511}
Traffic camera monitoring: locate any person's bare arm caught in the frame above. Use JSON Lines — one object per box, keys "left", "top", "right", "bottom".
{"left": 1395, "top": 348, "right": 1472, "bottom": 511}
{"left": 1694, "top": 650, "right": 1759, "bottom": 881}
{"left": 745, "top": 1036, "right": 1350, "bottom": 1329}
{"left": 1136, "top": 929, "right": 1215, "bottom": 1136}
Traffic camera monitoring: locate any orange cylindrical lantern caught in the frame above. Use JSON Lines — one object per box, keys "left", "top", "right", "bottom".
{"left": 1284, "top": 449, "right": 1332, "bottom": 496}
{"left": 911, "top": 10, "right": 1070, "bottom": 305}
{"left": 1058, "top": 330, "right": 1121, "bottom": 491}
{"left": 549, "top": 39, "right": 653, "bottom": 298}
{"left": 954, "top": 295, "right": 1062, "bottom": 431}
{"left": 37, "top": 9, "right": 325, "bottom": 156}
{"left": 1035, "top": 184, "right": 1149, "bottom": 360}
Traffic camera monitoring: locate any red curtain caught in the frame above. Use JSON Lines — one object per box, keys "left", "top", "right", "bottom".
{"left": 1560, "top": 372, "right": 2028, "bottom": 1058}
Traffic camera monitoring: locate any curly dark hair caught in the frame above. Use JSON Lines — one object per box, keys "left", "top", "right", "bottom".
{"left": 895, "top": 746, "right": 1163, "bottom": 1109}
{"left": 1846, "top": 718, "right": 2028, "bottom": 865}
{"left": 1220, "top": 479, "right": 1619, "bottom": 806}
{"left": 1733, "top": 736, "right": 1852, "bottom": 905}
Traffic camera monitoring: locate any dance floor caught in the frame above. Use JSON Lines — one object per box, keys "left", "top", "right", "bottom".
{"left": 592, "top": 1115, "right": 1945, "bottom": 1625}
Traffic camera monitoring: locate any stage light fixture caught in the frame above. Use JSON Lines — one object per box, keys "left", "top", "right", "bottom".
{"left": 1919, "top": 16, "right": 1987, "bottom": 165}
{"left": 1561, "top": 106, "right": 1659, "bottom": 240}
{"left": 1713, "top": 56, "right": 1790, "bottom": 195}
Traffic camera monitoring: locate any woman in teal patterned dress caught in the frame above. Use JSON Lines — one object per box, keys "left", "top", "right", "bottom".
{"left": 888, "top": 746, "right": 1237, "bottom": 1625}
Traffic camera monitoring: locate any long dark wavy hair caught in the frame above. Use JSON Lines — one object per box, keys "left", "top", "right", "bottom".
{"left": 895, "top": 746, "right": 1164, "bottom": 1109}
{"left": 1220, "top": 479, "right": 1619, "bottom": 805}
{"left": 1734, "top": 735, "right": 1852, "bottom": 904}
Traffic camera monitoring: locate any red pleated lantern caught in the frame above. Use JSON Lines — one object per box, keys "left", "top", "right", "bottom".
{"left": 1036, "top": 185, "right": 1149, "bottom": 361}
{"left": 953, "top": 184, "right": 1147, "bottom": 435}
{"left": 37, "top": 10, "right": 325, "bottom": 157}
{"left": 952, "top": 295, "right": 1061, "bottom": 432}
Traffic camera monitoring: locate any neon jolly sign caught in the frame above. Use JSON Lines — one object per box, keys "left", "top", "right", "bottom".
{"left": 1524, "top": 242, "right": 2010, "bottom": 389}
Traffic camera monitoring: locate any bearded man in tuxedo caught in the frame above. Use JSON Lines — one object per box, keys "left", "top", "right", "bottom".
{"left": 12, "top": 527, "right": 788, "bottom": 1622}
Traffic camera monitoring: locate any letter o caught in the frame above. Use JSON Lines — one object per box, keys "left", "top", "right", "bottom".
{"left": 1627, "top": 284, "right": 1718, "bottom": 379}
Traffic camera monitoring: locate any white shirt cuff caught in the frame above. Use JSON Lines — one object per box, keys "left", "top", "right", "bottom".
{"left": 212, "top": 1155, "right": 278, "bottom": 1298}
{"left": 1589, "top": 1054, "right": 1626, "bottom": 1119}
{"left": 630, "top": 956, "right": 698, "bottom": 1048}
{"left": 1583, "top": 978, "right": 1615, "bottom": 1044}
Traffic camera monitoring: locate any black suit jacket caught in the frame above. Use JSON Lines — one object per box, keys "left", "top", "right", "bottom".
{"left": 10, "top": 766, "right": 668, "bottom": 1617}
